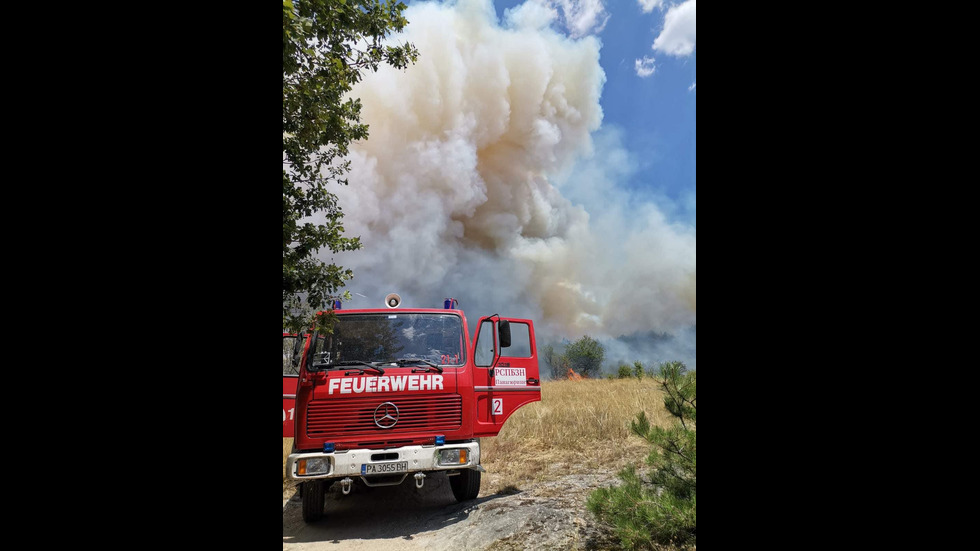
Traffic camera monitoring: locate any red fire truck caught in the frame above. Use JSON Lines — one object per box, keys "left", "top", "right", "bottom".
{"left": 283, "top": 294, "right": 542, "bottom": 522}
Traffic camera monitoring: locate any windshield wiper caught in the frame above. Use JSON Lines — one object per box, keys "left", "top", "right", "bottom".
{"left": 311, "top": 360, "right": 385, "bottom": 375}
{"left": 394, "top": 358, "right": 444, "bottom": 373}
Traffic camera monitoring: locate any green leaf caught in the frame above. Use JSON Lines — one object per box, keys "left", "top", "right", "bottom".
{"left": 283, "top": 0, "right": 417, "bottom": 329}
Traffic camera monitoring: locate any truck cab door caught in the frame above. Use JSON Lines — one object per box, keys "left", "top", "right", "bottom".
{"left": 471, "top": 317, "right": 542, "bottom": 437}
{"left": 282, "top": 333, "right": 307, "bottom": 438}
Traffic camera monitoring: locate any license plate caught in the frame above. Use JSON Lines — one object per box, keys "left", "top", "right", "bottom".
{"left": 361, "top": 461, "right": 408, "bottom": 475}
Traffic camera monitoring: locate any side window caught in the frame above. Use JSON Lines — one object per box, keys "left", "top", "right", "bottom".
{"left": 311, "top": 334, "right": 328, "bottom": 365}
{"left": 474, "top": 320, "right": 495, "bottom": 367}
{"left": 502, "top": 322, "right": 532, "bottom": 358}
{"left": 282, "top": 335, "right": 303, "bottom": 376}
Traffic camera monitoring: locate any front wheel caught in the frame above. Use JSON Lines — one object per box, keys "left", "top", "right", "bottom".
{"left": 301, "top": 480, "right": 324, "bottom": 523}
{"left": 450, "top": 468, "right": 481, "bottom": 502}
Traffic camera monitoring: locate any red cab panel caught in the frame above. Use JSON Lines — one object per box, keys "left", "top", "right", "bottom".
{"left": 283, "top": 334, "right": 307, "bottom": 438}
{"left": 470, "top": 317, "right": 542, "bottom": 437}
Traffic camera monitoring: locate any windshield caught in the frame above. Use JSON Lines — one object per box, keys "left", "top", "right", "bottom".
{"left": 310, "top": 313, "right": 465, "bottom": 367}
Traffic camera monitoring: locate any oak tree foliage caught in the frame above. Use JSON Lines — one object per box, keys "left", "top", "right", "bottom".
{"left": 283, "top": 0, "right": 418, "bottom": 332}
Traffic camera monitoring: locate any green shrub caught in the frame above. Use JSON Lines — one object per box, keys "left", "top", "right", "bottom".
{"left": 565, "top": 335, "right": 605, "bottom": 378}
{"left": 587, "top": 361, "right": 696, "bottom": 549}
{"left": 617, "top": 364, "right": 634, "bottom": 379}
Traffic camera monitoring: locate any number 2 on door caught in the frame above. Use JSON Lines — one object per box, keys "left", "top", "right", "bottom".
{"left": 492, "top": 398, "right": 503, "bottom": 415}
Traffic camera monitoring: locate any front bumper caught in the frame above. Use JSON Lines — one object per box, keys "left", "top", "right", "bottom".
{"left": 286, "top": 441, "right": 481, "bottom": 481}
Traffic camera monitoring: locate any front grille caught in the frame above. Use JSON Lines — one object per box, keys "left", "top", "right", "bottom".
{"left": 307, "top": 393, "right": 462, "bottom": 438}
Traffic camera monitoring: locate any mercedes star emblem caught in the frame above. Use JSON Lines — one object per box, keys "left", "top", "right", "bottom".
{"left": 374, "top": 402, "right": 399, "bottom": 429}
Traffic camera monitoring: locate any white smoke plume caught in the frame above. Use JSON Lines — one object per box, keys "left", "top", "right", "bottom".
{"left": 323, "top": 0, "right": 696, "bottom": 354}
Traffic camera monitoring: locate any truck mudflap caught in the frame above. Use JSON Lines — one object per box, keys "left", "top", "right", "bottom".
{"left": 286, "top": 441, "right": 481, "bottom": 482}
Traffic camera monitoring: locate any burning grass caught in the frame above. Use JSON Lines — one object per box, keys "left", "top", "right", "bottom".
{"left": 282, "top": 378, "right": 671, "bottom": 497}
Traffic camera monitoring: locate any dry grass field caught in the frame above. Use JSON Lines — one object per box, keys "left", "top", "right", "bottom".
{"left": 283, "top": 377, "right": 672, "bottom": 498}
{"left": 479, "top": 378, "right": 671, "bottom": 495}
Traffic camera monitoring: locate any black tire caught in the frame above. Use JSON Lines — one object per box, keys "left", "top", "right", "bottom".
{"left": 301, "top": 480, "right": 324, "bottom": 523}
{"left": 450, "top": 468, "right": 481, "bottom": 502}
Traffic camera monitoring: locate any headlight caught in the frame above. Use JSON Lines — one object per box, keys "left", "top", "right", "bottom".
{"left": 297, "top": 457, "right": 331, "bottom": 476}
{"left": 438, "top": 448, "right": 468, "bottom": 465}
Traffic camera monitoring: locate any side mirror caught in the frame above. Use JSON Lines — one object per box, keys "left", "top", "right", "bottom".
{"left": 498, "top": 319, "right": 511, "bottom": 349}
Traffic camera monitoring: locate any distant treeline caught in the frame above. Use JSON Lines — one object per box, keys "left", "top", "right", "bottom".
{"left": 539, "top": 326, "right": 696, "bottom": 379}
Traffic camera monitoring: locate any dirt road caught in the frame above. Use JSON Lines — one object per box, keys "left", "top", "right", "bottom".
{"left": 282, "top": 472, "right": 618, "bottom": 550}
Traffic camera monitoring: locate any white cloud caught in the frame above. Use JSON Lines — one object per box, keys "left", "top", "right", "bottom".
{"left": 637, "top": 0, "right": 665, "bottom": 13}
{"left": 688, "top": 82, "right": 696, "bottom": 91}
{"left": 653, "top": 0, "right": 696, "bottom": 56}
{"left": 635, "top": 56, "right": 656, "bottom": 77}
{"left": 530, "top": 0, "right": 610, "bottom": 38}
{"left": 504, "top": 0, "right": 558, "bottom": 30}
